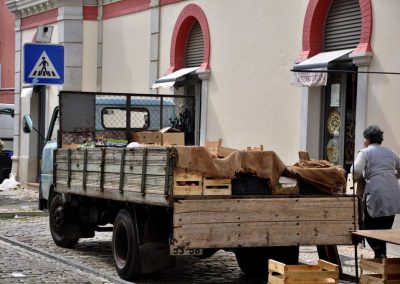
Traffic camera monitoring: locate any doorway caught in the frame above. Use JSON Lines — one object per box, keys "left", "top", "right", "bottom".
{"left": 321, "top": 63, "right": 357, "bottom": 173}
{"left": 174, "top": 76, "right": 201, "bottom": 145}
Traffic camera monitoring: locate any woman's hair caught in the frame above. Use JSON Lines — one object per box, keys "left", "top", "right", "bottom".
{"left": 363, "top": 125, "right": 384, "bottom": 144}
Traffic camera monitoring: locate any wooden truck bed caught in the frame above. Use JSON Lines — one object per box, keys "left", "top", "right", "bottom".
{"left": 55, "top": 147, "right": 357, "bottom": 249}
{"left": 172, "top": 197, "right": 357, "bottom": 249}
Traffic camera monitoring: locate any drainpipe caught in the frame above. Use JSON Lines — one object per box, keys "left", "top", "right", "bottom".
{"left": 97, "top": 0, "right": 103, "bottom": 92}
{"left": 149, "top": 0, "right": 160, "bottom": 94}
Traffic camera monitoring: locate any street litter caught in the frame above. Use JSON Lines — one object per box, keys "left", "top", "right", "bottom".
{"left": 0, "top": 174, "right": 20, "bottom": 191}
{"left": 11, "top": 272, "right": 25, "bottom": 277}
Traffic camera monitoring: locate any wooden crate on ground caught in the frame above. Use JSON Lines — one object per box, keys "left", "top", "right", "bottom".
{"left": 268, "top": 259, "right": 339, "bottom": 284}
{"left": 360, "top": 257, "right": 400, "bottom": 284}
{"left": 203, "top": 177, "right": 231, "bottom": 195}
{"left": 173, "top": 172, "right": 203, "bottom": 195}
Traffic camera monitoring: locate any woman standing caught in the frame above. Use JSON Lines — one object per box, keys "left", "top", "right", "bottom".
{"left": 352, "top": 125, "right": 400, "bottom": 259}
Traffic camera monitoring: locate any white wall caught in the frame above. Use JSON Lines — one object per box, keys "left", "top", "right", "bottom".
{"left": 367, "top": 0, "right": 400, "bottom": 154}
{"left": 159, "top": 0, "right": 308, "bottom": 164}
{"left": 82, "top": 21, "right": 98, "bottom": 92}
{"left": 102, "top": 11, "right": 151, "bottom": 93}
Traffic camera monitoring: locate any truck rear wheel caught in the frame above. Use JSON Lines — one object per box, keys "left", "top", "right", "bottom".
{"left": 112, "top": 209, "right": 141, "bottom": 280}
{"left": 49, "top": 194, "right": 79, "bottom": 248}
{"left": 235, "top": 246, "right": 299, "bottom": 277}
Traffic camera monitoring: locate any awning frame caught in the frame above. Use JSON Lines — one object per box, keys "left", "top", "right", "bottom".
{"left": 152, "top": 67, "right": 199, "bottom": 89}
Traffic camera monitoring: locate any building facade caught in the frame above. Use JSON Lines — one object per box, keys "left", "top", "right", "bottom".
{"left": 0, "top": 0, "right": 14, "bottom": 104}
{"left": 5, "top": 0, "right": 400, "bottom": 187}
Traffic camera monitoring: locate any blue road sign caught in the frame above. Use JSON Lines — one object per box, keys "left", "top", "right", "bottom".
{"left": 24, "top": 43, "right": 64, "bottom": 85}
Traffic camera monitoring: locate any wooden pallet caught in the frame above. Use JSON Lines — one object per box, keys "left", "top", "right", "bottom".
{"left": 268, "top": 259, "right": 339, "bottom": 284}
{"left": 203, "top": 177, "right": 231, "bottom": 195}
{"left": 173, "top": 172, "right": 203, "bottom": 195}
{"left": 360, "top": 257, "right": 400, "bottom": 284}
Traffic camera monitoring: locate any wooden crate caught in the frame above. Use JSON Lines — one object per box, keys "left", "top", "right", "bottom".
{"left": 203, "top": 177, "right": 232, "bottom": 195}
{"left": 173, "top": 172, "right": 203, "bottom": 195}
{"left": 268, "top": 259, "right": 339, "bottom": 284}
{"left": 360, "top": 257, "right": 400, "bottom": 284}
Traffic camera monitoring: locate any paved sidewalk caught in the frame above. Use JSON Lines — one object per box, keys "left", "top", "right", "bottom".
{"left": 0, "top": 185, "right": 46, "bottom": 217}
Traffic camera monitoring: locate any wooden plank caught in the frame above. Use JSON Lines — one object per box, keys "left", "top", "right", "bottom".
{"left": 57, "top": 162, "right": 167, "bottom": 176}
{"left": 173, "top": 198, "right": 356, "bottom": 225}
{"left": 55, "top": 183, "right": 171, "bottom": 207}
{"left": 360, "top": 274, "right": 400, "bottom": 284}
{"left": 173, "top": 221, "right": 354, "bottom": 248}
{"left": 353, "top": 229, "right": 400, "bottom": 245}
{"left": 57, "top": 170, "right": 167, "bottom": 193}
{"left": 56, "top": 147, "right": 167, "bottom": 160}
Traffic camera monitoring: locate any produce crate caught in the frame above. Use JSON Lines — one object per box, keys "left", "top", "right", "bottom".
{"left": 268, "top": 259, "right": 339, "bottom": 284}
{"left": 203, "top": 177, "right": 231, "bottom": 195}
{"left": 232, "top": 172, "right": 271, "bottom": 195}
{"left": 173, "top": 172, "right": 203, "bottom": 195}
{"left": 360, "top": 257, "right": 400, "bottom": 284}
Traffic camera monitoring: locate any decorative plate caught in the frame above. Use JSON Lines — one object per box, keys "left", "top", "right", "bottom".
{"left": 327, "top": 111, "right": 341, "bottom": 135}
{"left": 326, "top": 138, "right": 339, "bottom": 164}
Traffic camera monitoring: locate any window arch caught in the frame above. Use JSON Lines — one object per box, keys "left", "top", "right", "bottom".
{"left": 168, "top": 4, "right": 210, "bottom": 73}
{"left": 298, "top": 0, "right": 372, "bottom": 60}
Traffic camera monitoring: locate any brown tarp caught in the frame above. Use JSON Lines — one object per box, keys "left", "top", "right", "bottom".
{"left": 175, "top": 147, "right": 286, "bottom": 189}
{"left": 286, "top": 160, "right": 346, "bottom": 195}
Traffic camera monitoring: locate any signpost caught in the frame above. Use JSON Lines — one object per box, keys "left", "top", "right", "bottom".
{"left": 24, "top": 43, "right": 64, "bottom": 85}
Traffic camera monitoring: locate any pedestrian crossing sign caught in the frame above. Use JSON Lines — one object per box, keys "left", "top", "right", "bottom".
{"left": 24, "top": 43, "right": 64, "bottom": 85}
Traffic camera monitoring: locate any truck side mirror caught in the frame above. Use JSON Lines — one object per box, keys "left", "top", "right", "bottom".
{"left": 22, "top": 114, "right": 33, "bottom": 133}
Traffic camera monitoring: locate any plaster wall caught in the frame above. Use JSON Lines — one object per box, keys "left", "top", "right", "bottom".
{"left": 0, "top": 0, "right": 15, "bottom": 103}
{"left": 366, "top": 0, "right": 400, "bottom": 154}
{"left": 102, "top": 10, "right": 151, "bottom": 93}
{"left": 82, "top": 21, "right": 97, "bottom": 91}
{"left": 159, "top": 0, "right": 308, "bottom": 164}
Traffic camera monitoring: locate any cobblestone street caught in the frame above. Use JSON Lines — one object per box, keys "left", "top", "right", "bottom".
{"left": 0, "top": 214, "right": 376, "bottom": 284}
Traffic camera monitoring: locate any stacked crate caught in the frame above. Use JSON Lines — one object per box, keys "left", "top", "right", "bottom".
{"left": 173, "top": 172, "right": 231, "bottom": 196}
{"left": 360, "top": 257, "right": 400, "bottom": 283}
{"left": 268, "top": 259, "right": 339, "bottom": 284}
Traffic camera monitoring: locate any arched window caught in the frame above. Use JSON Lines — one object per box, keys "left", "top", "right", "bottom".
{"left": 324, "top": 0, "right": 362, "bottom": 51}
{"left": 185, "top": 21, "right": 204, "bottom": 67}
{"left": 298, "top": 0, "right": 372, "bottom": 60}
{"left": 168, "top": 4, "right": 210, "bottom": 73}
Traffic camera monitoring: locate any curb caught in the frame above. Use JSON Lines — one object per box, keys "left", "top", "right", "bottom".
{"left": 0, "top": 211, "right": 48, "bottom": 218}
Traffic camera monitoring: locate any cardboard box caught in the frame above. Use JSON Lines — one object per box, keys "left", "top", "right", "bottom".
{"left": 132, "top": 127, "right": 184, "bottom": 146}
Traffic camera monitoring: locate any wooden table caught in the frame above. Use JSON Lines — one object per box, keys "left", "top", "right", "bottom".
{"left": 353, "top": 229, "right": 400, "bottom": 245}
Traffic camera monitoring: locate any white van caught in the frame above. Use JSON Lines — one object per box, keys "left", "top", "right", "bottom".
{"left": 0, "top": 103, "right": 14, "bottom": 151}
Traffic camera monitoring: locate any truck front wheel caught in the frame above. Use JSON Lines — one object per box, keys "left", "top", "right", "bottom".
{"left": 49, "top": 194, "right": 79, "bottom": 248}
{"left": 112, "top": 209, "right": 141, "bottom": 280}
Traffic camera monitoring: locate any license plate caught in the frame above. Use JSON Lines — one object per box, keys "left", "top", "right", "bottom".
{"left": 170, "top": 247, "right": 203, "bottom": 256}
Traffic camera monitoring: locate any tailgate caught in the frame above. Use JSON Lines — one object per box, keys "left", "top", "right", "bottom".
{"left": 172, "top": 197, "right": 357, "bottom": 249}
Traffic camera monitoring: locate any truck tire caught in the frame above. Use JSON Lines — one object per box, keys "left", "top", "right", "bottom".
{"left": 49, "top": 194, "right": 79, "bottom": 248}
{"left": 112, "top": 209, "right": 141, "bottom": 280}
{"left": 235, "top": 246, "right": 299, "bottom": 277}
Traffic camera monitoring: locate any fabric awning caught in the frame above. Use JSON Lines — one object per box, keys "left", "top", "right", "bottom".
{"left": 152, "top": 67, "right": 199, "bottom": 89}
{"left": 293, "top": 49, "right": 353, "bottom": 87}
